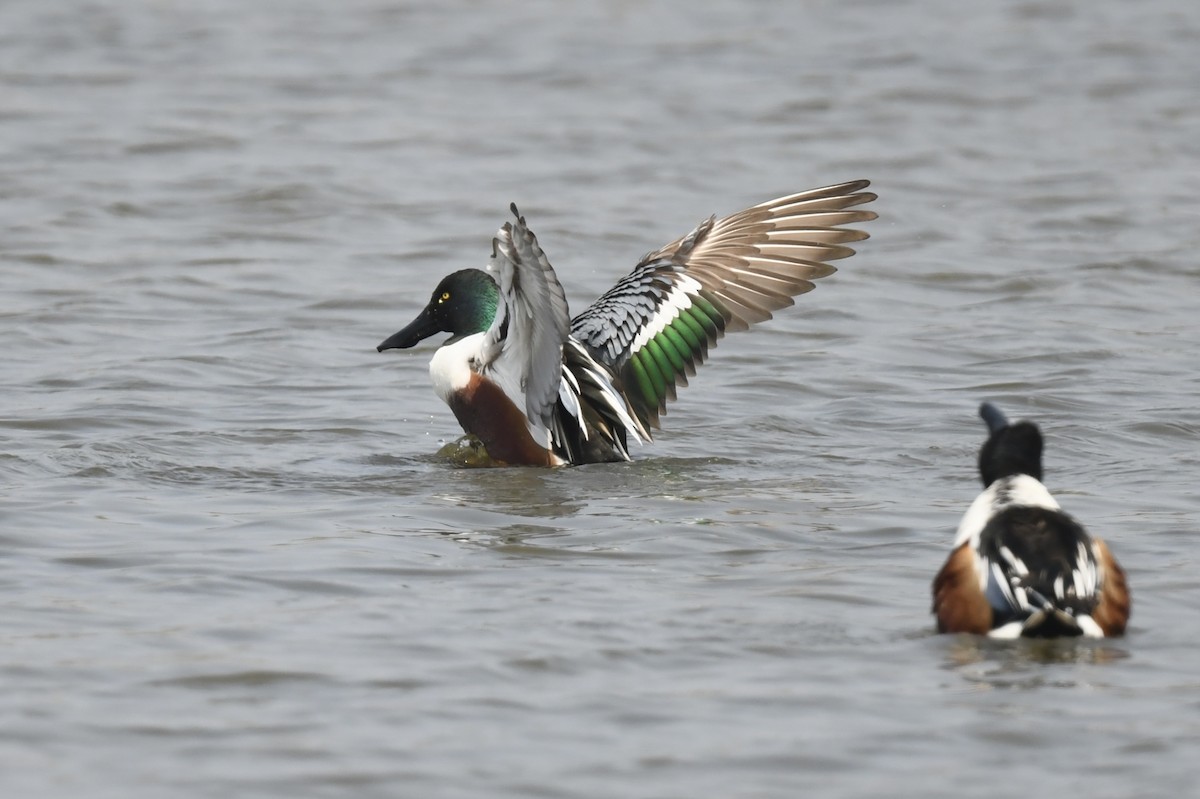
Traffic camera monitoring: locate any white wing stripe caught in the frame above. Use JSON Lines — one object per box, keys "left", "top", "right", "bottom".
{"left": 629, "top": 278, "right": 700, "bottom": 354}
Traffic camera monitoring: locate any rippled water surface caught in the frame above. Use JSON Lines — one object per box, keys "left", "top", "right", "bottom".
{"left": 4, "top": 1, "right": 1200, "bottom": 796}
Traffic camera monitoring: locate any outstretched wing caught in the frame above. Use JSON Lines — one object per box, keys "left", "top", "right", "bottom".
{"left": 485, "top": 204, "right": 572, "bottom": 437}
{"left": 570, "top": 180, "right": 876, "bottom": 430}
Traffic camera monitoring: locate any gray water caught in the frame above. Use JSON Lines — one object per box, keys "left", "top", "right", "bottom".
{"left": 3, "top": 0, "right": 1200, "bottom": 796}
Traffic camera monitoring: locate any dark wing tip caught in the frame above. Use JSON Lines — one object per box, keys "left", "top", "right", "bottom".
{"left": 979, "top": 402, "right": 1009, "bottom": 434}
{"left": 831, "top": 178, "right": 872, "bottom": 193}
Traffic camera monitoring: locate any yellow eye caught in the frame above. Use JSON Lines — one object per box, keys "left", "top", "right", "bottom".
{"left": 439, "top": 292, "right": 451, "bottom": 302}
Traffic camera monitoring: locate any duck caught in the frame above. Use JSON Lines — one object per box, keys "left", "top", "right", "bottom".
{"left": 932, "top": 402, "right": 1131, "bottom": 638}
{"left": 377, "top": 180, "right": 877, "bottom": 466}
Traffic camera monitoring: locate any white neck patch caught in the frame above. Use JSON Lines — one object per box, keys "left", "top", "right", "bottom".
{"left": 953, "top": 474, "right": 1061, "bottom": 548}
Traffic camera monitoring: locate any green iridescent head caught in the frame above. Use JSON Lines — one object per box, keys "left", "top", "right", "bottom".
{"left": 377, "top": 269, "right": 500, "bottom": 350}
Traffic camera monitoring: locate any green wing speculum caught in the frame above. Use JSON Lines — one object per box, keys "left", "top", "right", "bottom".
{"left": 570, "top": 180, "right": 877, "bottom": 431}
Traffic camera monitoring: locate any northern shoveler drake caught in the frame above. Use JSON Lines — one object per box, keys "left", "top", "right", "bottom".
{"left": 932, "top": 403, "right": 1131, "bottom": 638}
{"left": 377, "top": 181, "right": 877, "bottom": 466}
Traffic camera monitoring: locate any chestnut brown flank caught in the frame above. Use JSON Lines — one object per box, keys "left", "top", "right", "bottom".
{"left": 1091, "top": 539, "right": 1131, "bottom": 636}
{"left": 932, "top": 543, "right": 993, "bottom": 634}
{"left": 447, "top": 373, "right": 556, "bottom": 466}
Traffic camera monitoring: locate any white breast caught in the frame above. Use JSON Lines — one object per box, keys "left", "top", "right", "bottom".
{"left": 429, "top": 333, "right": 485, "bottom": 403}
{"left": 427, "top": 331, "right": 555, "bottom": 451}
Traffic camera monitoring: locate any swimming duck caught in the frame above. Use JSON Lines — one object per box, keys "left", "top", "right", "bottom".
{"left": 932, "top": 403, "right": 1130, "bottom": 638}
{"left": 377, "top": 180, "right": 877, "bottom": 466}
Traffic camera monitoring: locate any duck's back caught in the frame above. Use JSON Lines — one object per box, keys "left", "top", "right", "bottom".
{"left": 976, "top": 504, "right": 1101, "bottom": 637}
